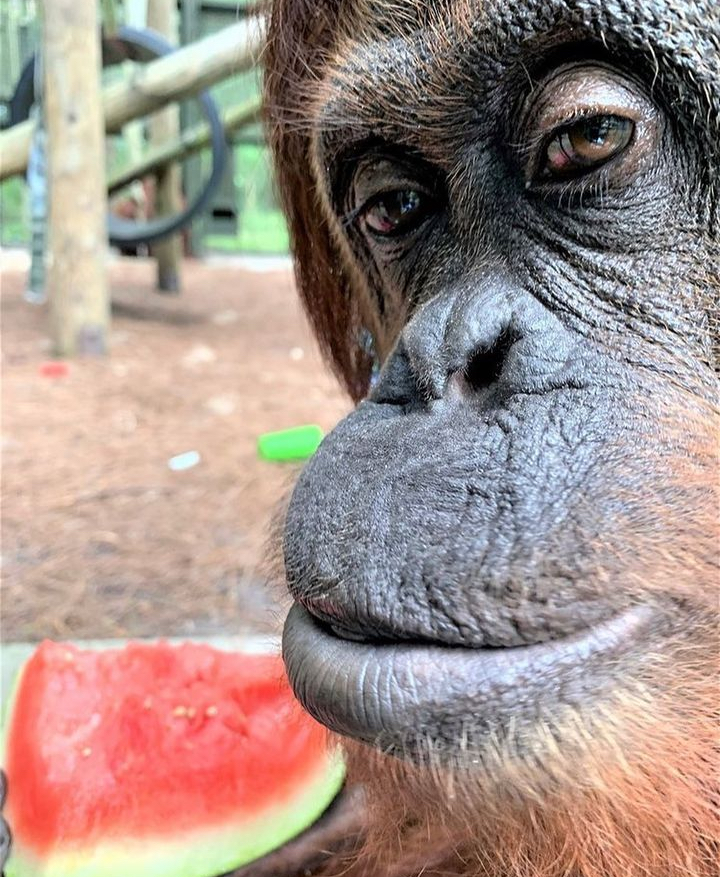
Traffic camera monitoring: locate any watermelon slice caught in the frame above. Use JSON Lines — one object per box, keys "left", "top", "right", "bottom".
{"left": 3, "top": 640, "right": 344, "bottom": 877}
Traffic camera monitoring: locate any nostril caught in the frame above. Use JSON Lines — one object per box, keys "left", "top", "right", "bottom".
{"left": 463, "top": 331, "right": 514, "bottom": 391}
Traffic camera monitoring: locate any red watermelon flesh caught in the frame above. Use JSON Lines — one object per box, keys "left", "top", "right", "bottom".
{"left": 3, "top": 640, "right": 344, "bottom": 877}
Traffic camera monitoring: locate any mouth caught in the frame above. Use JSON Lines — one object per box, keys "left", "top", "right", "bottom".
{"left": 282, "top": 602, "right": 652, "bottom": 759}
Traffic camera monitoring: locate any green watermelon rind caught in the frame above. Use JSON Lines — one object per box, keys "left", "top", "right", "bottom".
{"left": 5, "top": 743, "right": 345, "bottom": 877}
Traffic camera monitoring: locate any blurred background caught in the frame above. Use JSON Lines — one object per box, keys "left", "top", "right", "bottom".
{"left": 0, "top": 0, "right": 350, "bottom": 644}
{"left": 1, "top": 0, "right": 285, "bottom": 255}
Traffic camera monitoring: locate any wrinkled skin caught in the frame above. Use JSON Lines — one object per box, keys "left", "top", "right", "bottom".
{"left": 264, "top": 1, "right": 719, "bottom": 874}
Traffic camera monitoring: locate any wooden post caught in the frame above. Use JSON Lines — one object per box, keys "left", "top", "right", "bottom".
{"left": 147, "top": 0, "right": 182, "bottom": 292}
{"left": 179, "top": 0, "right": 203, "bottom": 256}
{"left": 42, "top": 0, "right": 109, "bottom": 356}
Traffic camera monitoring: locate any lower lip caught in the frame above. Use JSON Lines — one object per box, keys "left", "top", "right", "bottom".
{"left": 282, "top": 602, "right": 652, "bottom": 755}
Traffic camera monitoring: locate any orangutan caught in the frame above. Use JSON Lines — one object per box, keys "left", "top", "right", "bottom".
{"left": 261, "top": 2, "right": 719, "bottom": 874}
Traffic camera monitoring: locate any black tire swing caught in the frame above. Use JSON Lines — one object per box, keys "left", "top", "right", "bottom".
{"left": 9, "top": 25, "right": 227, "bottom": 248}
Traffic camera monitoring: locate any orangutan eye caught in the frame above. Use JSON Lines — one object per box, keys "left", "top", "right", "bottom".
{"left": 361, "top": 189, "right": 432, "bottom": 236}
{"left": 541, "top": 115, "right": 635, "bottom": 179}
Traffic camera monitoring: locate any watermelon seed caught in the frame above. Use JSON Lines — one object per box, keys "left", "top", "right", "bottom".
{"left": 81, "top": 747, "right": 92, "bottom": 758}
{"left": 205, "top": 705, "right": 218, "bottom": 717}
{"left": 172, "top": 705, "right": 200, "bottom": 719}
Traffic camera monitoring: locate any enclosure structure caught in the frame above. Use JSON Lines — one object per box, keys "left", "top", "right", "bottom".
{"left": 0, "top": 0, "right": 287, "bottom": 256}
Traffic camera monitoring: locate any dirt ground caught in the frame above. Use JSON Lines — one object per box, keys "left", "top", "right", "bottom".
{"left": 1, "top": 252, "right": 350, "bottom": 642}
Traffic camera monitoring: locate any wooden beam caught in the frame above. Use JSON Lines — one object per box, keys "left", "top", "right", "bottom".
{"left": 0, "top": 16, "right": 264, "bottom": 181}
{"left": 43, "top": 0, "right": 109, "bottom": 356}
{"left": 107, "top": 100, "right": 262, "bottom": 193}
{"left": 147, "top": 0, "right": 182, "bottom": 293}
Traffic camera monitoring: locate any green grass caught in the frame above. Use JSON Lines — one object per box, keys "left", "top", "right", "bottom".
{"left": 205, "top": 209, "right": 288, "bottom": 254}
{"left": 0, "top": 177, "right": 29, "bottom": 246}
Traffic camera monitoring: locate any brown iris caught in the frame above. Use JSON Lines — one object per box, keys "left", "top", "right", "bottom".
{"left": 362, "top": 189, "right": 428, "bottom": 236}
{"left": 543, "top": 115, "right": 634, "bottom": 178}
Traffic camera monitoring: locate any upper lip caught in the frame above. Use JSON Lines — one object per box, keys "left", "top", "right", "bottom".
{"left": 282, "top": 602, "right": 652, "bottom": 753}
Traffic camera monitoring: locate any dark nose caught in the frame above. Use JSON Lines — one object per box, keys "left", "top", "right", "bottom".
{"left": 371, "top": 281, "right": 578, "bottom": 405}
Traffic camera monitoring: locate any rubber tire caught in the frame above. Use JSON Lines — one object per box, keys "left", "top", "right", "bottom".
{"left": 8, "top": 25, "right": 227, "bottom": 247}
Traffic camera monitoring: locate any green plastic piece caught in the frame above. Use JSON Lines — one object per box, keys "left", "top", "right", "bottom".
{"left": 257, "top": 425, "right": 324, "bottom": 462}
